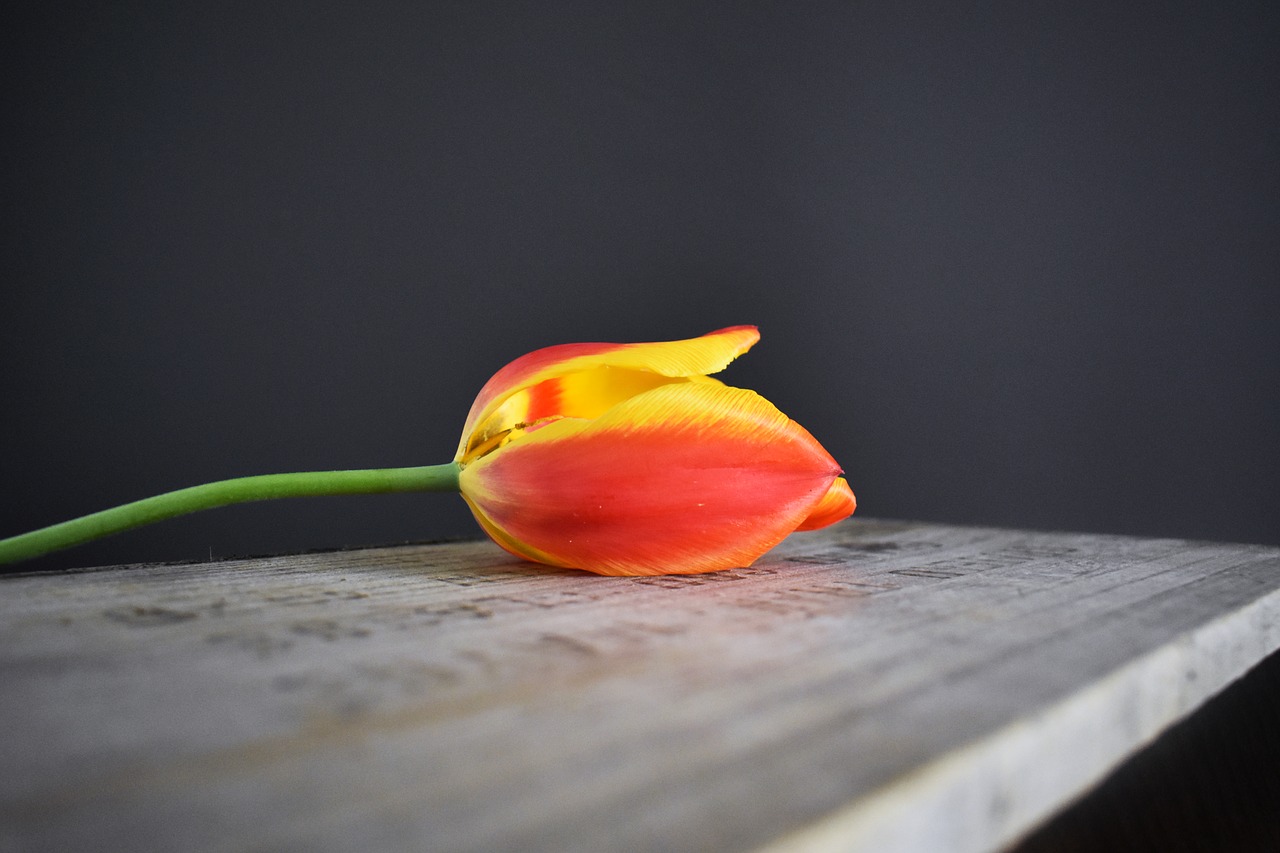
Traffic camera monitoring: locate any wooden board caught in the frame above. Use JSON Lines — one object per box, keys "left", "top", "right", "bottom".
{"left": 1, "top": 518, "right": 1278, "bottom": 852}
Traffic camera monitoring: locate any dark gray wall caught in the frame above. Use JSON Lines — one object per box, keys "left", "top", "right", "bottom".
{"left": 4, "top": 2, "right": 1277, "bottom": 571}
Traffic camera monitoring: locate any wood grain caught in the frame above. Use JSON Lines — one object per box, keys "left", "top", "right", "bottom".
{"left": 1, "top": 519, "right": 1277, "bottom": 852}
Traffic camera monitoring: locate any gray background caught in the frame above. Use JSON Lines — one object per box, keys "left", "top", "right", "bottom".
{"left": 4, "top": 2, "right": 1277, "bottom": 571}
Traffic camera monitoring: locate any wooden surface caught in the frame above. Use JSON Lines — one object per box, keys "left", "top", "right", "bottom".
{"left": 1, "top": 518, "right": 1277, "bottom": 853}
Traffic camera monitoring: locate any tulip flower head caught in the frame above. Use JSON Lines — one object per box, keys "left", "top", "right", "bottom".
{"left": 0, "top": 326, "right": 854, "bottom": 573}
{"left": 453, "top": 326, "right": 855, "bottom": 575}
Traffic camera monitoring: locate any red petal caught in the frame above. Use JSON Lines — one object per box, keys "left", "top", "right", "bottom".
{"left": 459, "top": 383, "right": 841, "bottom": 575}
{"left": 794, "top": 477, "right": 856, "bottom": 531}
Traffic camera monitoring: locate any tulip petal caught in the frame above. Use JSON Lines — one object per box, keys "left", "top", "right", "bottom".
{"left": 459, "top": 382, "right": 841, "bottom": 575}
{"left": 456, "top": 326, "right": 759, "bottom": 462}
{"left": 461, "top": 366, "right": 679, "bottom": 463}
{"left": 794, "top": 477, "right": 856, "bottom": 531}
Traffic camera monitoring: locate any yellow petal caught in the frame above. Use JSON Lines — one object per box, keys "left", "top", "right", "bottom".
{"left": 456, "top": 326, "right": 759, "bottom": 462}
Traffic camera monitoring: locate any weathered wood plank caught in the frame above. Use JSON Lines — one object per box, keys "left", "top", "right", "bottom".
{"left": 1, "top": 519, "right": 1277, "bottom": 853}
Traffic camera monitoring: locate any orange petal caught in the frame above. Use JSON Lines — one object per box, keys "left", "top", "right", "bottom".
{"left": 455, "top": 326, "right": 759, "bottom": 461}
{"left": 458, "top": 382, "right": 841, "bottom": 575}
{"left": 794, "top": 477, "right": 856, "bottom": 531}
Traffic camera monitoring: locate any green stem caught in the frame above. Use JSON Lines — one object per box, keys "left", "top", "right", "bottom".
{"left": 0, "top": 462, "right": 461, "bottom": 565}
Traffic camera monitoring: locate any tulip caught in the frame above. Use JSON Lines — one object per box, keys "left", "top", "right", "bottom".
{"left": 453, "top": 326, "right": 855, "bottom": 575}
{"left": 0, "top": 326, "right": 854, "bottom": 573}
